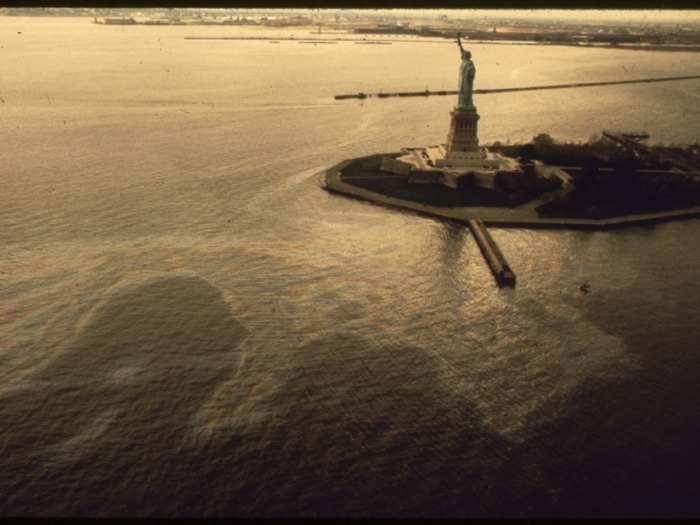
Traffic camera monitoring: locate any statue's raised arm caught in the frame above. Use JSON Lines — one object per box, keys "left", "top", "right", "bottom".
{"left": 456, "top": 34, "right": 476, "bottom": 110}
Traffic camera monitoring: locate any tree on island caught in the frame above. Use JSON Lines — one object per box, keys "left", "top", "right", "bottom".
{"left": 532, "top": 133, "right": 556, "bottom": 148}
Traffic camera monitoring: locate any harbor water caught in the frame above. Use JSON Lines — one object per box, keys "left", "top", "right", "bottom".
{"left": 1, "top": 17, "right": 700, "bottom": 517}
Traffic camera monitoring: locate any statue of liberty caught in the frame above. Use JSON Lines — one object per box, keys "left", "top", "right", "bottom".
{"left": 456, "top": 32, "right": 476, "bottom": 110}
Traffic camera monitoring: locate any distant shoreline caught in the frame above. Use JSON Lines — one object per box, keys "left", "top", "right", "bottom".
{"left": 5, "top": 15, "right": 700, "bottom": 53}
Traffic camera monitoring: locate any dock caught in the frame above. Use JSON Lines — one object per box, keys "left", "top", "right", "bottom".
{"left": 467, "top": 219, "right": 516, "bottom": 287}
{"left": 602, "top": 130, "right": 700, "bottom": 172}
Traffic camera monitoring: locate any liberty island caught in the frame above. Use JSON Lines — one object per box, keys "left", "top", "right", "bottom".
{"left": 325, "top": 39, "right": 700, "bottom": 221}
{"left": 323, "top": 34, "right": 700, "bottom": 286}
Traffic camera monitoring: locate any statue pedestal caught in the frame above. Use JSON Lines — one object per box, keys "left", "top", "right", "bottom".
{"left": 436, "top": 105, "right": 491, "bottom": 169}
{"left": 445, "top": 106, "right": 480, "bottom": 155}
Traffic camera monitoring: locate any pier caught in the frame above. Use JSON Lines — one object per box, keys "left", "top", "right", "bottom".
{"left": 467, "top": 219, "right": 516, "bottom": 288}
{"left": 334, "top": 74, "right": 700, "bottom": 100}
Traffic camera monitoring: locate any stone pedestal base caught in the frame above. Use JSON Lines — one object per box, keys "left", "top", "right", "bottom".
{"left": 436, "top": 148, "right": 502, "bottom": 170}
{"left": 377, "top": 101, "right": 523, "bottom": 191}
{"left": 381, "top": 146, "right": 523, "bottom": 190}
{"left": 446, "top": 106, "right": 480, "bottom": 154}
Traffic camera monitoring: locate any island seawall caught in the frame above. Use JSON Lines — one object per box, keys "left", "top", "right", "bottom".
{"left": 322, "top": 155, "right": 700, "bottom": 230}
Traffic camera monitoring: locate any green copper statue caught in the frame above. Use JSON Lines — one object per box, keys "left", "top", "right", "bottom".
{"left": 457, "top": 32, "right": 476, "bottom": 110}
